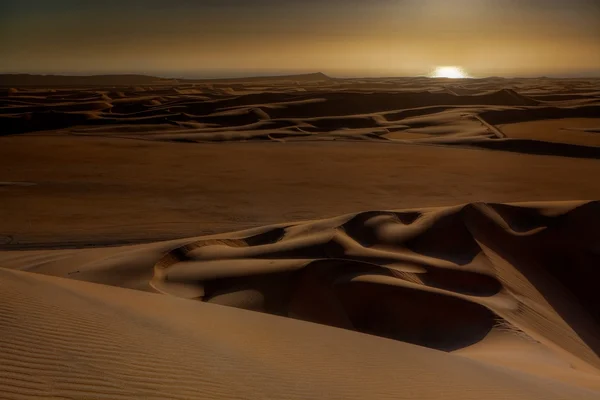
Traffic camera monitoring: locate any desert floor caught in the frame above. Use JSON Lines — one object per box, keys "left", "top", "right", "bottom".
{"left": 1, "top": 74, "right": 599, "bottom": 399}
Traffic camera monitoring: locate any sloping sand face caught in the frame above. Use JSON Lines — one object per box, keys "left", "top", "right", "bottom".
{"left": 2, "top": 263, "right": 600, "bottom": 399}
{"left": 2, "top": 201, "right": 600, "bottom": 395}
{"left": 148, "top": 202, "right": 600, "bottom": 372}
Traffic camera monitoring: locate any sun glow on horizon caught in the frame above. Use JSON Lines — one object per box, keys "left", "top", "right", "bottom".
{"left": 431, "top": 66, "right": 469, "bottom": 79}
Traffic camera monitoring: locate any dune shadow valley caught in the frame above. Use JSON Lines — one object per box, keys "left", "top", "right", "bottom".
{"left": 1, "top": 72, "right": 600, "bottom": 399}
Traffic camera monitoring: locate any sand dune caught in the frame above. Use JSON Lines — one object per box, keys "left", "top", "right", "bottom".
{"left": 2, "top": 201, "right": 600, "bottom": 396}
{"left": 3, "top": 266, "right": 600, "bottom": 399}
{"left": 1, "top": 75, "right": 600, "bottom": 398}
{"left": 1, "top": 75, "right": 599, "bottom": 159}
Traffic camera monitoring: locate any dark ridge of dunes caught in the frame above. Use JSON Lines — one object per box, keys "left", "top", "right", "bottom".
{"left": 84, "top": 114, "right": 180, "bottom": 127}
{"left": 45, "top": 91, "right": 110, "bottom": 101}
{"left": 0, "top": 87, "right": 18, "bottom": 95}
{"left": 0, "top": 101, "right": 111, "bottom": 114}
{"left": 184, "top": 90, "right": 536, "bottom": 120}
{"left": 0, "top": 90, "right": 109, "bottom": 103}
{"left": 468, "top": 138, "right": 600, "bottom": 160}
{"left": 265, "top": 90, "right": 539, "bottom": 118}
{"left": 0, "top": 72, "right": 332, "bottom": 87}
{"left": 478, "top": 104, "right": 600, "bottom": 125}
{"left": 529, "top": 93, "right": 600, "bottom": 102}
{"left": 0, "top": 74, "right": 175, "bottom": 87}
{"left": 383, "top": 106, "right": 456, "bottom": 121}
{"left": 299, "top": 116, "right": 381, "bottom": 131}
{"left": 145, "top": 130, "right": 312, "bottom": 144}
{"left": 207, "top": 92, "right": 311, "bottom": 109}
{"left": 192, "top": 109, "right": 271, "bottom": 127}
{"left": 0, "top": 111, "right": 95, "bottom": 135}
{"left": 1, "top": 80, "right": 598, "bottom": 159}
{"left": 108, "top": 97, "right": 166, "bottom": 114}
{"left": 184, "top": 72, "right": 332, "bottom": 84}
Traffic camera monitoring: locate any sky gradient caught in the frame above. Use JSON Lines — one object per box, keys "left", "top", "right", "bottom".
{"left": 1, "top": 0, "right": 599, "bottom": 78}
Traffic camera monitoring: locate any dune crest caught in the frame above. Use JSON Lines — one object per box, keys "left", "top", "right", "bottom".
{"left": 2, "top": 76, "right": 599, "bottom": 158}
{"left": 145, "top": 202, "right": 600, "bottom": 371}
{"left": 2, "top": 201, "right": 600, "bottom": 394}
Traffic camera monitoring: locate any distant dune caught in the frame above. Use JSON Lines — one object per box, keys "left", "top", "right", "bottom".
{"left": 186, "top": 71, "right": 332, "bottom": 84}
{"left": 0, "top": 73, "right": 175, "bottom": 87}
{"left": 1, "top": 76, "right": 599, "bottom": 158}
{"left": 0, "top": 72, "right": 332, "bottom": 87}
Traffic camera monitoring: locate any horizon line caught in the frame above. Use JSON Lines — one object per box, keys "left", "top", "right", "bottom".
{"left": 2, "top": 71, "right": 600, "bottom": 80}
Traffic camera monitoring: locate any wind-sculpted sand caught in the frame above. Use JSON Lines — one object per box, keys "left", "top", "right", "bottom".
{"left": 1, "top": 73, "right": 600, "bottom": 158}
{"left": 2, "top": 201, "right": 600, "bottom": 398}
{"left": 1, "top": 74, "right": 600, "bottom": 398}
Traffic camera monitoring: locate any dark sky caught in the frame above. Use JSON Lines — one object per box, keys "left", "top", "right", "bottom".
{"left": 1, "top": 0, "right": 599, "bottom": 77}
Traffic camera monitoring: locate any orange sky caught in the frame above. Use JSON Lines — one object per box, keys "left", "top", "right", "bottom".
{"left": 1, "top": 0, "right": 599, "bottom": 77}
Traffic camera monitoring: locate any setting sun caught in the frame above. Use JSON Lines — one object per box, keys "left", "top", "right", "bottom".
{"left": 431, "top": 66, "right": 469, "bottom": 79}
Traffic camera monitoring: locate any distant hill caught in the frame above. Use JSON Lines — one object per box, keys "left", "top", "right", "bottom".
{"left": 185, "top": 72, "right": 332, "bottom": 84}
{"left": 0, "top": 72, "right": 332, "bottom": 87}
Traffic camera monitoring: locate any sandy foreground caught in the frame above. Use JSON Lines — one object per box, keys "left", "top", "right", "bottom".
{"left": 1, "top": 74, "right": 600, "bottom": 398}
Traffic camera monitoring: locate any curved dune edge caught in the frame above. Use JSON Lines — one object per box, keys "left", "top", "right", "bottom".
{"left": 149, "top": 201, "right": 600, "bottom": 373}
{"left": 1, "top": 267, "right": 600, "bottom": 399}
{"left": 2, "top": 78, "right": 599, "bottom": 158}
{"left": 2, "top": 201, "right": 600, "bottom": 394}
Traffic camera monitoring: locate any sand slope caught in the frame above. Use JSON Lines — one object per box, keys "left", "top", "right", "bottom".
{"left": 2, "top": 266, "right": 600, "bottom": 399}
{"left": 2, "top": 201, "right": 600, "bottom": 395}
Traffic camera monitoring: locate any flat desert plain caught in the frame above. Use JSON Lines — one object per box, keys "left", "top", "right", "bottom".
{"left": 1, "top": 73, "right": 600, "bottom": 399}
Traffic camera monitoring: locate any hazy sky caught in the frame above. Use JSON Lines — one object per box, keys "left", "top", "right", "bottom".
{"left": 1, "top": 0, "right": 599, "bottom": 77}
